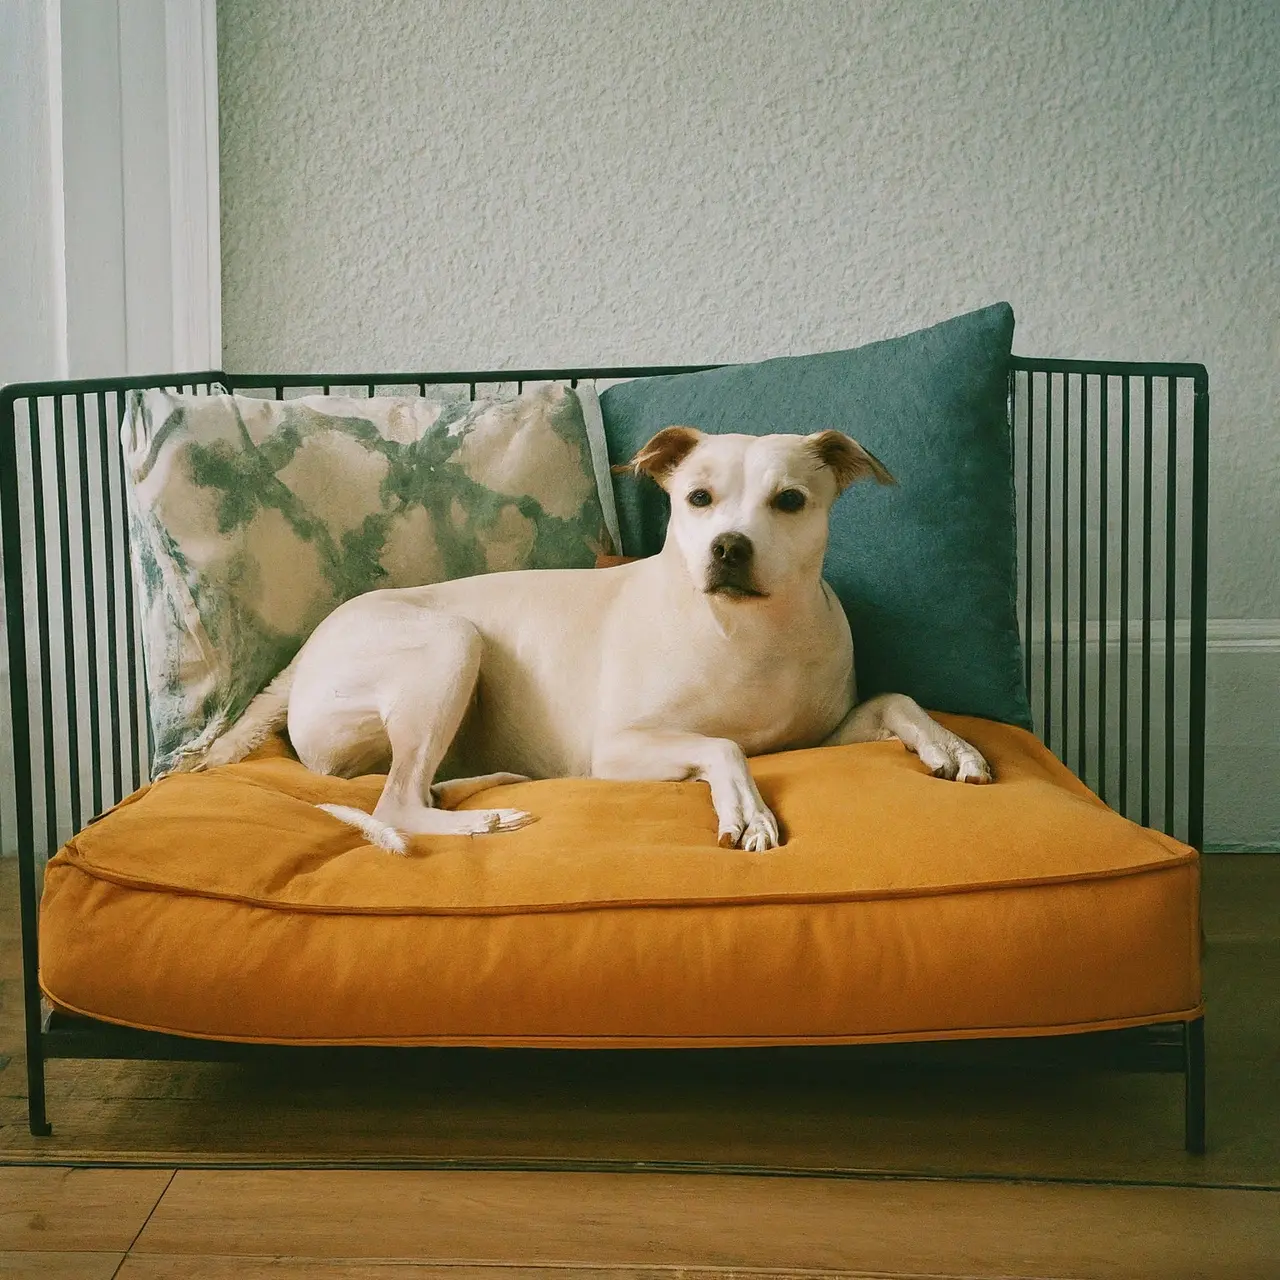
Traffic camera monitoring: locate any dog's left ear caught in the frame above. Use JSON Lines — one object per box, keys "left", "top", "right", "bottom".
{"left": 807, "top": 430, "right": 897, "bottom": 492}
{"left": 613, "top": 425, "right": 702, "bottom": 488}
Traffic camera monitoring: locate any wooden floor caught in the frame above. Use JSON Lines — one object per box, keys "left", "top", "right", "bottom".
{"left": 1, "top": 1163, "right": 1277, "bottom": 1278}
{"left": 2, "top": 855, "right": 1278, "bottom": 1276}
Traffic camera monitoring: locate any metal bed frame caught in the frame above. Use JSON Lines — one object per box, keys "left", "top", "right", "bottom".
{"left": 1, "top": 357, "right": 1209, "bottom": 1152}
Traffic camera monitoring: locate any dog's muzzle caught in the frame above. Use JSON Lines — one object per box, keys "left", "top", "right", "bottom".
{"left": 705, "top": 532, "right": 764, "bottom": 598}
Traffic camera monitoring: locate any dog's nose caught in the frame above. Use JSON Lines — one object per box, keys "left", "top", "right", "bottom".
{"left": 711, "top": 532, "right": 753, "bottom": 568}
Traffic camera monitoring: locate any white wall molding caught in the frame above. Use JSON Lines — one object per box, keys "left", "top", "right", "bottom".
{"left": 1025, "top": 618, "right": 1280, "bottom": 651}
{"left": 1202, "top": 630, "right": 1280, "bottom": 851}
{"left": 165, "top": 0, "right": 221, "bottom": 371}
{"left": 43, "top": 0, "right": 70, "bottom": 380}
{"left": 0, "top": 0, "right": 222, "bottom": 857}
{"left": 60, "top": 0, "right": 129, "bottom": 376}
{"left": 0, "top": 0, "right": 221, "bottom": 383}
{"left": 1206, "top": 619, "right": 1280, "bottom": 652}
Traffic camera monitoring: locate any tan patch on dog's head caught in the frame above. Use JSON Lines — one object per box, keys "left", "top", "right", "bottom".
{"left": 807, "top": 430, "right": 897, "bottom": 492}
{"left": 613, "top": 426, "right": 702, "bottom": 489}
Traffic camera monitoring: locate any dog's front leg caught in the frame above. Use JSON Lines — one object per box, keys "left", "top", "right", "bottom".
{"left": 593, "top": 730, "right": 781, "bottom": 851}
{"left": 824, "top": 693, "right": 992, "bottom": 783}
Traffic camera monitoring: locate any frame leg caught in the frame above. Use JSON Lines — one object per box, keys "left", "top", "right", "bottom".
{"left": 16, "top": 839, "right": 52, "bottom": 1137}
{"left": 1184, "top": 1016, "right": 1205, "bottom": 1155}
{"left": 25, "top": 1039, "right": 51, "bottom": 1137}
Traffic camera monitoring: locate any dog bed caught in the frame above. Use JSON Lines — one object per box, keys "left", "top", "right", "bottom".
{"left": 39, "top": 715, "right": 1200, "bottom": 1047}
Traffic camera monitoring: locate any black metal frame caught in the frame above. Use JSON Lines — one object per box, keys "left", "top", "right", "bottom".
{"left": 1, "top": 358, "right": 1209, "bottom": 1154}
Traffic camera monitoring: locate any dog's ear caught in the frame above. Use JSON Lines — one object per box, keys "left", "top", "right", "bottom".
{"left": 807, "top": 430, "right": 896, "bottom": 492}
{"left": 612, "top": 425, "right": 702, "bottom": 487}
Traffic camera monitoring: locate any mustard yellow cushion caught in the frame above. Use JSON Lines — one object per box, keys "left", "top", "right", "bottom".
{"left": 39, "top": 716, "right": 1201, "bottom": 1046}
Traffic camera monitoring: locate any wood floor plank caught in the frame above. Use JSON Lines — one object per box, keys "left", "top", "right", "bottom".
{"left": 117, "top": 1262, "right": 909, "bottom": 1280}
{"left": 1202, "top": 854, "right": 1280, "bottom": 943}
{"left": 131, "top": 1168, "right": 1280, "bottom": 1279}
{"left": 0, "top": 1251, "right": 125, "bottom": 1278}
{"left": 0, "top": 1165, "right": 173, "bottom": 1251}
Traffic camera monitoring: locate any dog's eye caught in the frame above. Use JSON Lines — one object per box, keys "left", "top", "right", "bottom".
{"left": 687, "top": 489, "right": 713, "bottom": 508}
{"left": 773, "top": 488, "right": 806, "bottom": 513}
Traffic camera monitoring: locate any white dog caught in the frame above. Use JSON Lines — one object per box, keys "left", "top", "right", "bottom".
{"left": 206, "top": 426, "right": 991, "bottom": 852}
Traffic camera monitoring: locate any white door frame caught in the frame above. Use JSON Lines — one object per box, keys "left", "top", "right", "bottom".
{"left": 1, "top": 0, "right": 221, "bottom": 384}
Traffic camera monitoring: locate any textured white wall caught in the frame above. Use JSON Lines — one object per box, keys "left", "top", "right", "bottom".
{"left": 216, "top": 0, "right": 1279, "bottom": 845}
{"left": 218, "top": 0, "right": 1278, "bottom": 619}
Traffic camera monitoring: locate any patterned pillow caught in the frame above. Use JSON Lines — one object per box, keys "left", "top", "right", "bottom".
{"left": 123, "top": 383, "right": 616, "bottom": 775}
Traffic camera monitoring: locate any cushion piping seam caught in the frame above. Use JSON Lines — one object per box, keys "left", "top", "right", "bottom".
{"left": 47, "top": 851, "right": 1198, "bottom": 918}
{"left": 32, "top": 982, "right": 1208, "bottom": 1047}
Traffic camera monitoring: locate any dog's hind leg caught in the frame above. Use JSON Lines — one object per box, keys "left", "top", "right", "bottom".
{"left": 356, "top": 613, "right": 533, "bottom": 844}
{"left": 431, "top": 773, "right": 531, "bottom": 808}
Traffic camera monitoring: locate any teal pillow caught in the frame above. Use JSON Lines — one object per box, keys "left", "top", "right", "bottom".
{"left": 599, "top": 303, "right": 1032, "bottom": 730}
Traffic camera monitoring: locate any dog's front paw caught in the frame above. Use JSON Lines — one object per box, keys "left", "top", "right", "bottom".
{"left": 918, "top": 734, "right": 993, "bottom": 784}
{"left": 719, "top": 808, "right": 781, "bottom": 852}
{"left": 741, "top": 810, "right": 781, "bottom": 851}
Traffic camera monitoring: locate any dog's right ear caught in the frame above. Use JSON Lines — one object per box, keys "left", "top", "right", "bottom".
{"left": 612, "top": 426, "right": 702, "bottom": 488}
{"left": 808, "top": 430, "right": 897, "bottom": 491}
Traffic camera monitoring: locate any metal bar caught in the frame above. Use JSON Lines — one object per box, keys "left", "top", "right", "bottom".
{"left": 1042, "top": 372, "right": 1053, "bottom": 745}
{"left": 1060, "top": 373, "right": 1070, "bottom": 763}
{"left": 29, "top": 401, "right": 58, "bottom": 854}
{"left": 0, "top": 390, "right": 53, "bottom": 1136}
{"left": 225, "top": 365, "right": 710, "bottom": 389}
{"left": 35, "top": 1011, "right": 1191, "bottom": 1070}
{"left": 53, "top": 395, "right": 84, "bottom": 833}
{"left": 1187, "top": 375, "right": 1210, "bottom": 851}
{"left": 1097, "top": 378, "right": 1109, "bottom": 805}
{"left": 210, "top": 359, "right": 1204, "bottom": 387}
{"left": 115, "top": 391, "right": 142, "bottom": 792}
{"left": 1010, "top": 356, "right": 1208, "bottom": 380}
{"left": 4, "top": 370, "right": 224, "bottom": 400}
{"left": 1118, "top": 378, "right": 1131, "bottom": 815}
{"left": 1077, "top": 374, "right": 1088, "bottom": 780}
{"left": 1141, "top": 377, "right": 1154, "bottom": 828}
{"left": 1165, "top": 378, "right": 1178, "bottom": 835}
{"left": 1184, "top": 1016, "right": 1206, "bottom": 1154}
{"left": 1022, "top": 371, "right": 1034, "bottom": 698}
{"left": 76, "top": 394, "right": 103, "bottom": 818}
{"left": 97, "top": 390, "right": 123, "bottom": 803}
{"left": 5, "top": 359, "right": 1202, "bottom": 400}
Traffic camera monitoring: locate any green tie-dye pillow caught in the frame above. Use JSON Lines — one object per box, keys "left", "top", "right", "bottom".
{"left": 123, "top": 383, "right": 616, "bottom": 775}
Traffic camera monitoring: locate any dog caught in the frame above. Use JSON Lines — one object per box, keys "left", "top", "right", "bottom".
{"left": 204, "top": 426, "right": 992, "bottom": 852}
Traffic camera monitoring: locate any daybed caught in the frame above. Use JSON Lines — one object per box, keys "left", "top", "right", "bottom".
{"left": 0, "top": 306, "right": 1209, "bottom": 1151}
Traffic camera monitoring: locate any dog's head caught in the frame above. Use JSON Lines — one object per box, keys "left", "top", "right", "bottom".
{"left": 616, "top": 427, "right": 895, "bottom": 602}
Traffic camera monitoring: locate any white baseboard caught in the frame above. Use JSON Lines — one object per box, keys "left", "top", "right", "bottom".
{"left": 1024, "top": 618, "right": 1279, "bottom": 849}
{"left": 1202, "top": 620, "right": 1280, "bottom": 850}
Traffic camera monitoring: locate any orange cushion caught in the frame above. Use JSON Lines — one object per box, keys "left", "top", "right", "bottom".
{"left": 39, "top": 715, "right": 1201, "bottom": 1046}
